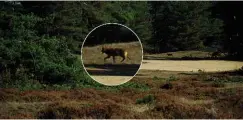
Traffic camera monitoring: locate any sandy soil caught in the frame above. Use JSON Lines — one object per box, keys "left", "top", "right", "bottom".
{"left": 90, "top": 75, "right": 133, "bottom": 86}
{"left": 86, "top": 66, "right": 138, "bottom": 86}
{"left": 89, "top": 60, "right": 243, "bottom": 86}
{"left": 141, "top": 60, "right": 243, "bottom": 72}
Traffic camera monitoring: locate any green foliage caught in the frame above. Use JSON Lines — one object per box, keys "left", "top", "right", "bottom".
{"left": 136, "top": 94, "right": 155, "bottom": 104}
{"left": 20, "top": 2, "right": 152, "bottom": 53}
{"left": 0, "top": 5, "right": 94, "bottom": 89}
{"left": 228, "top": 76, "right": 243, "bottom": 83}
{"left": 0, "top": 1, "right": 153, "bottom": 90}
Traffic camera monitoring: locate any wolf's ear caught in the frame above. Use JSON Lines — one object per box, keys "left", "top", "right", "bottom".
{"left": 101, "top": 46, "right": 104, "bottom": 53}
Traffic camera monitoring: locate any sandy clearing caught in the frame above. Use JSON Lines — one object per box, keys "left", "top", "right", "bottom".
{"left": 140, "top": 60, "right": 243, "bottom": 72}
{"left": 87, "top": 60, "right": 243, "bottom": 86}
{"left": 90, "top": 75, "right": 133, "bottom": 86}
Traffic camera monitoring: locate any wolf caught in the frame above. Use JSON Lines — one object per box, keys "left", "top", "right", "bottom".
{"left": 101, "top": 47, "right": 131, "bottom": 63}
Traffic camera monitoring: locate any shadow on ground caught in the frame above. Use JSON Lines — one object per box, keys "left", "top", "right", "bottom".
{"left": 84, "top": 64, "right": 140, "bottom": 76}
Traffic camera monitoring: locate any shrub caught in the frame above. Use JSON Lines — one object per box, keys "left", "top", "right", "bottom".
{"left": 160, "top": 83, "right": 173, "bottom": 89}
{"left": 153, "top": 76, "right": 160, "bottom": 80}
{"left": 115, "top": 82, "right": 150, "bottom": 91}
{"left": 227, "top": 76, "right": 243, "bottom": 83}
{"left": 167, "top": 75, "right": 178, "bottom": 81}
{"left": 136, "top": 94, "right": 155, "bottom": 104}
{"left": 212, "top": 81, "right": 225, "bottom": 87}
{"left": 0, "top": 13, "right": 93, "bottom": 89}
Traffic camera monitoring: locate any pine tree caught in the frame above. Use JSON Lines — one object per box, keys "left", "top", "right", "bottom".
{"left": 149, "top": 1, "right": 223, "bottom": 52}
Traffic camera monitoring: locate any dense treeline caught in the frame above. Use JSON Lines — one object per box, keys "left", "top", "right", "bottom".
{"left": 84, "top": 24, "right": 139, "bottom": 46}
{"left": 148, "top": 2, "right": 223, "bottom": 52}
{"left": 0, "top": 1, "right": 243, "bottom": 89}
{"left": 212, "top": 2, "right": 243, "bottom": 60}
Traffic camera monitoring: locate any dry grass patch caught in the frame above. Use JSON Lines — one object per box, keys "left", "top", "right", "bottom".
{"left": 1, "top": 65, "right": 243, "bottom": 119}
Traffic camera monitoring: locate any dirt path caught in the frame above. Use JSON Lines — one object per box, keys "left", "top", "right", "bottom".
{"left": 89, "top": 60, "right": 243, "bottom": 86}
{"left": 141, "top": 60, "right": 243, "bottom": 72}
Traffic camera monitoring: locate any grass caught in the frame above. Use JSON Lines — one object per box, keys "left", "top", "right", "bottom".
{"left": 167, "top": 75, "right": 178, "bottom": 81}
{"left": 211, "top": 81, "right": 225, "bottom": 87}
{"left": 83, "top": 81, "right": 150, "bottom": 92}
{"left": 202, "top": 72, "right": 243, "bottom": 83}
{"left": 152, "top": 76, "right": 166, "bottom": 81}
{"left": 37, "top": 101, "right": 96, "bottom": 119}
{"left": 152, "top": 75, "right": 178, "bottom": 81}
{"left": 1, "top": 69, "right": 243, "bottom": 118}
{"left": 2, "top": 51, "right": 243, "bottom": 119}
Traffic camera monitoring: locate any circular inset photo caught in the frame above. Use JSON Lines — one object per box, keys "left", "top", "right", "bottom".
{"left": 81, "top": 23, "right": 143, "bottom": 86}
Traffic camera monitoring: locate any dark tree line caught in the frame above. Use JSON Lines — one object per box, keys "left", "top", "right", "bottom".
{"left": 212, "top": 2, "right": 243, "bottom": 59}
{"left": 148, "top": 1, "right": 243, "bottom": 60}
{"left": 148, "top": 1, "right": 223, "bottom": 52}
{"left": 0, "top": 1, "right": 243, "bottom": 89}
{"left": 84, "top": 24, "right": 138, "bottom": 46}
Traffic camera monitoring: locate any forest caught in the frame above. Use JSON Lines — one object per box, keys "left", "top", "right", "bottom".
{"left": 1, "top": 1, "right": 243, "bottom": 89}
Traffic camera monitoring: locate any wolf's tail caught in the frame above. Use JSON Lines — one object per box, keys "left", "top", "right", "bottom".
{"left": 124, "top": 51, "right": 131, "bottom": 60}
